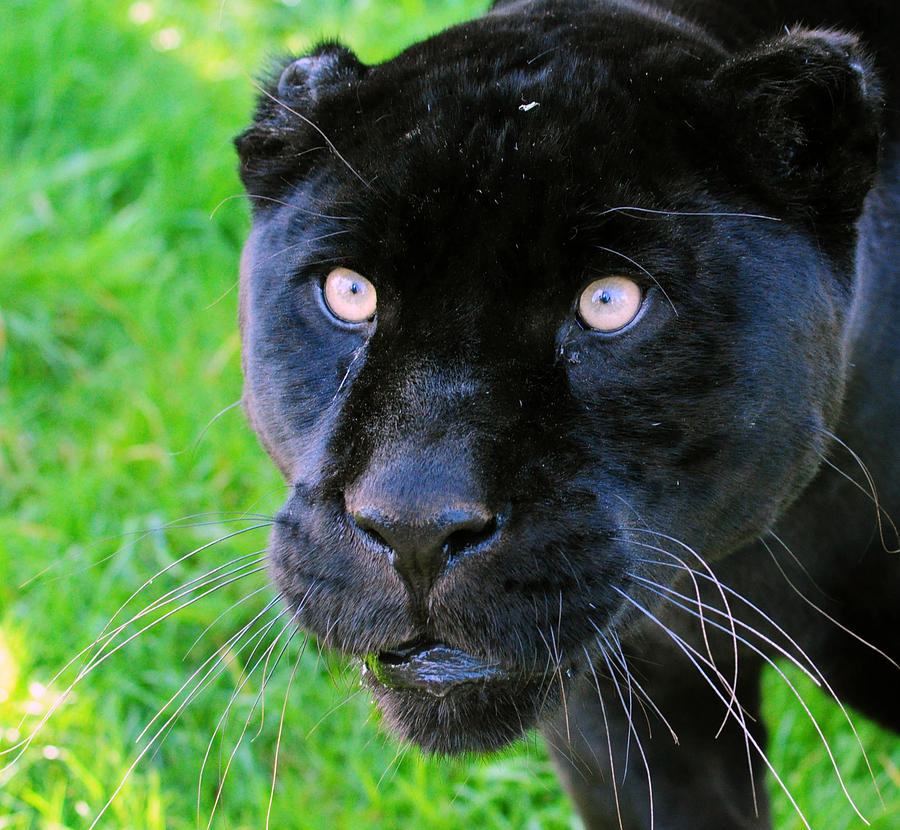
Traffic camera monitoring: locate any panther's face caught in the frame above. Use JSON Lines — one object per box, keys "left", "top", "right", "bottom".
{"left": 236, "top": 9, "right": 879, "bottom": 753}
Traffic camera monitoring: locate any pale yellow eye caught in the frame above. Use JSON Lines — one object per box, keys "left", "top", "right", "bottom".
{"left": 577, "top": 277, "right": 642, "bottom": 332}
{"left": 323, "top": 268, "right": 377, "bottom": 323}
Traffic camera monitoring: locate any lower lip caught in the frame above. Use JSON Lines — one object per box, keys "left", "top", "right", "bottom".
{"left": 364, "top": 645, "right": 508, "bottom": 698}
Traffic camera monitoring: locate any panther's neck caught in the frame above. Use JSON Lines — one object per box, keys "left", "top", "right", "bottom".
{"left": 841, "top": 144, "right": 900, "bottom": 504}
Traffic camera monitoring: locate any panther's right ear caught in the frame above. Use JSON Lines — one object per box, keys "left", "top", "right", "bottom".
{"left": 235, "top": 43, "right": 365, "bottom": 210}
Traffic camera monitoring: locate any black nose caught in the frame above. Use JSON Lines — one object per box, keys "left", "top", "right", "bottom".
{"left": 351, "top": 503, "right": 497, "bottom": 598}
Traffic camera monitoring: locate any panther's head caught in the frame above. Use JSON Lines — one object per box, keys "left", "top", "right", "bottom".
{"left": 235, "top": 8, "right": 881, "bottom": 753}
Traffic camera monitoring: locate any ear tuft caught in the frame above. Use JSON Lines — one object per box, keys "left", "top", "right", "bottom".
{"left": 235, "top": 43, "right": 364, "bottom": 209}
{"left": 711, "top": 29, "right": 883, "bottom": 221}
{"left": 277, "top": 56, "right": 318, "bottom": 98}
{"left": 275, "top": 45, "right": 363, "bottom": 104}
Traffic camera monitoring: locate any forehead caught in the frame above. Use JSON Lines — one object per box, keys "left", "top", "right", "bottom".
{"left": 309, "top": 14, "right": 719, "bottom": 223}
{"left": 351, "top": 5, "right": 719, "bottom": 125}
{"left": 257, "top": 10, "right": 724, "bottom": 303}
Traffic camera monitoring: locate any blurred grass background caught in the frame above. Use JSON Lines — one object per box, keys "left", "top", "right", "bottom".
{"left": 0, "top": 0, "right": 898, "bottom": 827}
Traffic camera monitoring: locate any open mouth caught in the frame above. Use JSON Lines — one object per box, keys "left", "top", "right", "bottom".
{"left": 364, "top": 641, "right": 509, "bottom": 698}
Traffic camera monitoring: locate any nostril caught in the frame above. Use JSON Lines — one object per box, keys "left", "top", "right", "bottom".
{"left": 351, "top": 510, "right": 392, "bottom": 549}
{"left": 443, "top": 515, "right": 499, "bottom": 558}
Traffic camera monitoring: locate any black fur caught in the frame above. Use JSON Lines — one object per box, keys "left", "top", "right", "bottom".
{"left": 235, "top": 1, "right": 899, "bottom": 826}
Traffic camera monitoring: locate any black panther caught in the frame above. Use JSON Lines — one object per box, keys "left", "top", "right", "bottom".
{"left": 234, "top": 1, "right": 899, "bottom": 826}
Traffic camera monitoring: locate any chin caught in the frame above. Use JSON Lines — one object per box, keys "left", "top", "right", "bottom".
{"left": 364, "top": 669, "right": 560, "bottom": 755}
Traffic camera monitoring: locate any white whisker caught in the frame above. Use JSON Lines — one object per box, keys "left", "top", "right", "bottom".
{"left": 595, "top": 205, "right": 781, "bottom": 222}
{"left": 817, "top": 428, "right": 899, "bottom": 552}
{"left": 632, "top": 574, "right": 870, "bottom": 823}
{"left": 250, "top": 80, "right": 371, "bottom": 189}
{"left": 594, "top": 246, "right": 678, "bottom": 317}
{"left": 611, "top": 585, "right": 812, "bottom": 830}
{"left": 267, "top": 633, "right": 309, "bottom": 830}
{"left": 582, "top": 645, "right": 628, "bottom": 830}
{"left": 204, "top": 620, "right": 300, "bottom": 830}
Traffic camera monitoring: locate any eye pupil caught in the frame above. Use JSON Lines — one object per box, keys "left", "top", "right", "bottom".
{"left": 599, "top": 291, "right": 612, "bottom": 304}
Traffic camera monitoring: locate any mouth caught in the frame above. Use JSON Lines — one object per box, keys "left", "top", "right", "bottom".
{"left": 364, "top": 640, "right": 510, "bottom": 698}
{"left": 359, "top": 638, "right": 575, "bottom": 754}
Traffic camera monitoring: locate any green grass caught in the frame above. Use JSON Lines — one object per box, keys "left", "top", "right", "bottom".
{"left": 1, "top": 0, "right": 898, "bottom": 827}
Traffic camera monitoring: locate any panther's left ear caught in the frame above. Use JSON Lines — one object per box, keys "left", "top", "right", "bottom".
{"left": 707, "top": 29, "right": 883, "bottom": 220}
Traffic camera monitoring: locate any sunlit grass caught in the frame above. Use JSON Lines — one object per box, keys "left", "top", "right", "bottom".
{"left": 1, "top": 0, "right": 898, "bottom": 827}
